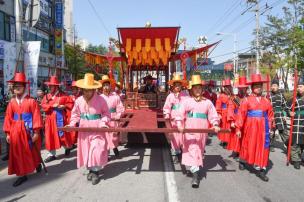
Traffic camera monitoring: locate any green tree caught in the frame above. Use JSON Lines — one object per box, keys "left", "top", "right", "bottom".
{"left": 64, "top": 44, "right": 85, "bottom": 80}
{"left": 259, "top": 0, "right": 304, "bottom": 90}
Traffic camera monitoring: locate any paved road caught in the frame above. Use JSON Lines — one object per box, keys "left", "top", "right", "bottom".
{"left": 0, "top": 135, "right": 304, "bottom": 202}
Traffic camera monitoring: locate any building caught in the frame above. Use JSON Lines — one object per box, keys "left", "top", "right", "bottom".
{"left": 237, "top": 52, "right": 257, "bottom": 77}
{"left": 0, "top": 0, "right": 16, "bottom": 95}
{"left": 76, "top": 38, "right": 89, "bottom": 50}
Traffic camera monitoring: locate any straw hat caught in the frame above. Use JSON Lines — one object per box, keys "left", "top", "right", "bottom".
{"left": 99, "top": 75, "right": 115, "bottom": 86}
{"left": 8, "top": 72, "right": 29, "bottom": 84}
{"left": 168, "top": 73, "right": 188, "bottom": 86}
{"left": 189, "top": 75, "right": 203, "bottom": 87}
{"left": 187, "top": 81, "right": 192, "bottom": 90}
{"left": 76, "top": 73, "right": 102, "bottom": 89}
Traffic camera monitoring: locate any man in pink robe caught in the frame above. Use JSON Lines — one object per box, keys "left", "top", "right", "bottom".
{"left": 99, "top": 75, "right": 125, "bottom": 158}
{"left": 163, "top": 74, "right": 188, "bottom": 163}
{"left": 67, "top": 73, "right": 110, "bottom": 185}
{"left": 176, "top": 75, "right": 220, "bottom": 188}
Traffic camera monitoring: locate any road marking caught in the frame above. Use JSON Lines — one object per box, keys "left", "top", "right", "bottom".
{"left": 162, "top": 147, "right": 180, "bottom": 202}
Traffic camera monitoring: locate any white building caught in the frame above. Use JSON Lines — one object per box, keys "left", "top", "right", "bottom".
{"left": 76, "top": 38, "right": 89, "bottom": 50}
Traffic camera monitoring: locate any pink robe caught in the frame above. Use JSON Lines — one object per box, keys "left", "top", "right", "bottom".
{"left": 163, "top": 92, "right": 188, "bottom": 150}
{"left": 69, "top": 93, "right": 110, "bottom": 168}
{"left": 176, "top": 97, "right": 220, "bottom": 167}
{"left": 100, "top": 92, "right": 125, "bottom": 149}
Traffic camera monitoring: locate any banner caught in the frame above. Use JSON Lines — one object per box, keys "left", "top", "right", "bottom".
{"left": 55, "top": 0, "right": 63, "bottom": 29}
{"left": 2, "top": 41, "right": 17, "bottom": 94}
{"left": 24, "top": 41, "right": 41, "bottom": 97}
{"left": 55, "top": 29, "right": 63, "bottom": 55}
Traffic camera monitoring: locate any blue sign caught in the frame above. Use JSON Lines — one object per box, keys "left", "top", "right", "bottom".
{"left": 55, "top": 1, "right": 63, "bottom": 29}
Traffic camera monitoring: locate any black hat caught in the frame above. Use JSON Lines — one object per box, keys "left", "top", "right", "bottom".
{"left": 271, "top": 79, "right": 279, "bottom": 86}
{"left": 298, "top": 77, "right": 304, "bottom": 85}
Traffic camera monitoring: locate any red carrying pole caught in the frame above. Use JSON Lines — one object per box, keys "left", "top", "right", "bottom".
{"left": 287, "top": 68, "right": 298, "bottom": 165}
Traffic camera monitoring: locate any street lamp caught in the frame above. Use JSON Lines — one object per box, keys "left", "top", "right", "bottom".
{"left": 217, "top": 32, "right": 237, "bottom": 75}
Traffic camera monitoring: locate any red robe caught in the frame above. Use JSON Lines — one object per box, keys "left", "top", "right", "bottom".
{"left": 236, "top": 95, "right": 274, "bottom": 168}
{"left": 41, "top": 92, "right": 73, "bottom": 150}
{"left": 203, "top": 91, "right": 217, "bottom": 106}
{"left": 3, "top": 96, "right": 43, "bottom": 176}
{"left": 227, "top": 97, "right": 241, "bottom": 152}
{"left": 216, "top": 93, "right": 231, "bottom": 143}
{"left": 67, "top": 94, "right": 80, "bottom": 144}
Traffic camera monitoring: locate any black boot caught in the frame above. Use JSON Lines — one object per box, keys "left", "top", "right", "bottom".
{"left": 91, "top": 171, "right": 101, "bottom": 185}
{"left": 172, "top": 152, "right": 181, "bottom": 164}
{"left": 44, "top": 155, "right": 56, "bottom": 163}
{"left": 293, "top": 161, "right": 301, "bottom": 170}
{"left": 113, "top": 148, "right": 120, "bottom": 157}
{"left": 36, "top": 164, "right": 42, "bottom": 173}
{"left": 256, "top": 169, "right": 269, "bottom": 182}
{"left": 87, "top": 170, "right": 93, "bottom": 181}
{"left": 239, "top": 162, "right": 245, "bottom": 170}
{"left": 191, "top": 171, "right": 200, "bottom": 188}
{"left": 65, "top": 148, "right": 71, "bottom": 156}
{"left": 1, "top": 154, "right": 9, "bottom": 161}
{"left": 13, "top": 176, "right": 28, "bottom": 187}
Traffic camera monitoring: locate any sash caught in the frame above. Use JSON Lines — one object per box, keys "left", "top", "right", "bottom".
{"left": 13, "top": 113, "right": 33, "bottom": 148}
{"left": 54, "top": 109, "right": 64, "bottom": 137}
{"left": 247, "top": 110, "right": 270, "bottom": 148}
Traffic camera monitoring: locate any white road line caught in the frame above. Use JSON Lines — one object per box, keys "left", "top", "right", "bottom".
{"left": 162, "top": 147, "right": 180, "bottom": 202}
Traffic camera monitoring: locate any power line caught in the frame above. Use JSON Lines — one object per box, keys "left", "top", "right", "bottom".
{"left": 205, "top": 0, "right": 242, "bottom": 36}
{"left": 87, "top": 0, "right": 112, "bottom": 38}
{"left": 209, "top": 47, "right": 253, "bottom": 59}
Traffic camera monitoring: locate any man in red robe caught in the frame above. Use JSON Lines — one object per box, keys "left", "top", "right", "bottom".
{"left": 216, "top": 79, "right": 232, "bottom": 148}
{"left": 227, "top": 76, "right": 249, "bottom": 161}
{"left": 67, "top": 81, "right": 81, "bottom": 147}
{"left": 236, "top": 74, "right": 274, "bottom": 182}
{"left": 203, "top": 80, "right": 217, "bottom": 106}
{"left": 3, "top": 72, "right": 43, "bottom": 186}
{"left": 41, "top": 76, "right": 73, "bottom": 163}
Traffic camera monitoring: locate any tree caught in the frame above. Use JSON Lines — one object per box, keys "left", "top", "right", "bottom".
{"left": 64, "top": 44, "right": 85, "bottom": 80}
{"left": 259, "top": 0, "right": 304, "bottom": 90}
{"left": 86, "top": 44, "right": 108, "bottom": 55}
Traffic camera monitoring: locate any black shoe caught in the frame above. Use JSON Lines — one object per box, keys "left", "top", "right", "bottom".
{"left": 44, "top": 155, "right": 56, "bottom": 163}
{"left": 71, "top": 144, "right": 77, "bottom": 150}
{"left": 293, "top": 161, "right": 301, "bottom": 170}
{"left": 87, "top": 171, "right": 93, "bottom": 181}
{"left": 1, "top": 154, "right": 9, "bottom": 161}
{"left": 223, "top": 143, "right": 227, "bottom": 149}
{"left": 91, "top": 171, "right": 100, "bottom": 185}
{"left": 191, "top": 171, "right": 200, "bottom": 188}
{"left": 113, "top": 148, "right": 120, "bottom": 157}
{"left": 65, "top": 148, "right": 71, "bottom": 156}
{"left": 256, "top": 170, "right": 269, "bottom": 182}
{"left": 13, "top": 176, "right": 28, "bottom": 187}
{"left": 36, "top": 164, "right": 42, "bottom": 173}
{"left": 239, "top": 162, "right": 245, "bottom": 170}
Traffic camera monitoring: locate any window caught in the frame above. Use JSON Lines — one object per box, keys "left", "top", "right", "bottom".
{"left": 0, "top": 12, "right": 5, "bottom": 40}
{"left": 0, "top": 11, "right": 12, "bottom": 41}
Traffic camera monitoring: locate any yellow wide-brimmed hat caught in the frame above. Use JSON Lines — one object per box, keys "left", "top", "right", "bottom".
{"left": 99, "top": 75, "right": 116, "bottom": 86}
{"left": 76, "top": 73, "right": 102, "bottom": 89}
{"left": 187, "top": 81, "right": 192, "bottom": 90}
{"left": 168, "top": 73, "right": 188, "bottom": 86}
{"left": 189, "top": 75, "right": 203, "bottom": 87}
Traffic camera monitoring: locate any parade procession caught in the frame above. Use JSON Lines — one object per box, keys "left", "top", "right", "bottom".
{"left": 0, "top": 0, "right": 304, "bottom": 201}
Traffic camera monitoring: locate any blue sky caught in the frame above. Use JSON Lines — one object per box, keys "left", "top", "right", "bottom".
{"left": 74, "top": 0, "right": 286, "bottom": 64}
